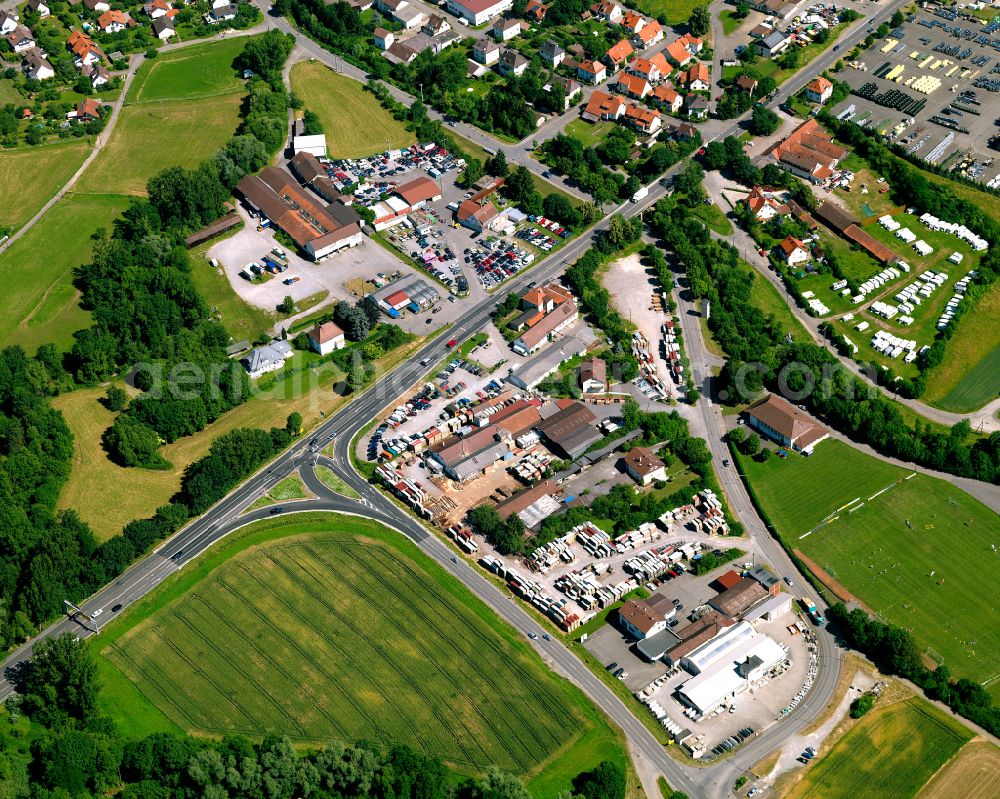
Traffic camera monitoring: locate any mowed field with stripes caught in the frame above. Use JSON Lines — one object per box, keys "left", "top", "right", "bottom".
{"left": 101, "top": 520, "right": 607, "bottom": 779}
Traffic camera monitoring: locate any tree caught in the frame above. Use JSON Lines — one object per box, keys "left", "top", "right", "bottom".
{"left": 505, "top": 165, "right": 536, "bottom": 204}
{"left": 602, "top": 214, "right": 642, "bottom": 250}
{"left": 890, "top": 10, "right": 904, "bottom": 27}
{"left": 12, "top": 634, "right": 99, "bottom": 727}
{"left": 742, "top": 432, "right": 760, "bottom": 456}
{"left": 751, "top": 105, "right": 781, "bottom": 135}
{"left": 285, "top": 412, "right": 302, "bottom": 436}
{"left": 104, "top": 385, "right": 127, "bottom": 412}
{"left": 485, "top": 150, "right": 508, "bottom": 177}
{"left": 688, "top": 5, "right": 710, "bottom": 36}
{"left": 277, "top": 295, "right": 295, "bottom": 314}
{"left": 103, "top": 414, "right": 166, "bottom": 469}
{"left": 542, "top": 193, "right": 579, "bottom": 227}
{"left": 849, "top": 694, "right": 875, "bottom": 718}
{"left": 302, "top": 109, "right": 323, "bottom": 135}
{"left": 674, "top": 159, "right": 705, "bottom": 200}
{"left": 461, "top": 158, "right": 484, "bottom": 188}
{"left": 735, "top": 0, "right": 750, "bottom": 18}
{"left": 334, "top": 301, "right": 371, "bottom": 341}
{"left": 573, "top": 761, "right": 627, "bottom": 799}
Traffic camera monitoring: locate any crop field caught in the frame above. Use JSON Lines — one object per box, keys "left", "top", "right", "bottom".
{"left": 129, "top": 37, "right": 247, "bottom": 103}
{"left": 76, "top": 94, "right": 243, "bottom": 195}
{"left": 917, "top": 739, "right": 1000, "bottom": 799}
{"left": 0, "top": 140, "right": 89, "bottom": 232}
{"left": 290, "top": 62, "right": 416, "bottom": 159}
{"left": 923, "top": 282, "right": 1000, "bottom": 412}
{"left": 98, "top": 515, "right": 625, "bottom": 791}
{"left": 787, "top": 697, "right": 972, "bottom": 799}
{"left": 0, "top": 192, "right": 126, "bottom": 352}
{"left": 739, "top": 440, "right": 1000, "bottom": 697}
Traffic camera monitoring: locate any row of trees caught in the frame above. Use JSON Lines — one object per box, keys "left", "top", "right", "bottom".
{"left": 647, "top": 195, "right": 1000, "bottom": 484}
{"left": 829, "top": 603, "right": 1000, "bottom": 737}
{"left": 9, "top": 633, "right": 630, "bottom": 799}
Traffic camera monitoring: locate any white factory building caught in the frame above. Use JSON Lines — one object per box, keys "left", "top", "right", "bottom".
{"left": 676, "top": 622, "right": 787, "bottom": 715}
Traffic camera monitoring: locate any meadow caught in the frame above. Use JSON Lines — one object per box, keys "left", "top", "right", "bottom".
{"left": 0, "top": 192, "right": 126, "bottom": 351}
{"left": 290, "top": 61, "right": 416, "bottom": 158}
{"left": 96, "top": 515, "right": 628, "bottom": 794}
{"left": 129, "top": 37, "right": 248, "bottom": 103}
{"left": 787, "top": 697, "right": 972, "bottom": 799}
{"left": 0, "top": 140, "right": 90, "bottom": 232}
{"left": 738, "top": 439, "right": 1000, "bottom": 697}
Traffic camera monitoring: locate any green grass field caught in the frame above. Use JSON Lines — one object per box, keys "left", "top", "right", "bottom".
{"left": 788, "top": 697, "right": 972, "bottom": 799}
{"left": 314, "top": 466, "right": 361, "bottom": 498}
{"left": 290, "top": 61, "right": 416, "bottom": 158}
{"left": 0, "top": 192, "right": 126, "bottom": 352}
{"left": 635, "top": 0, "right": 701, "bottom": 25}
{"left": 738, "top": 439, "right": 1000, "bottom": 697}
{"left": 128, "top": 37, "right": 247, "bottom": 103}
{"left": 748, "top": 265, "right": 812, "bottom": 344}
{"left": 923, "top": 282, "right": 1000, "bottom": 412}
{"left": 565, "top": 118, "right": 616, "bottom": 148}
{"left": 96, "top": 515, "right": 628, "bottom": 794}
{"left": 0, "top": 140, "right": 90, "bottom": 232}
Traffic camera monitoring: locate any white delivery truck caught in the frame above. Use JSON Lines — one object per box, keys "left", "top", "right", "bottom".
{"left": 632, "top": 186, "right": 649, "bottom": 202}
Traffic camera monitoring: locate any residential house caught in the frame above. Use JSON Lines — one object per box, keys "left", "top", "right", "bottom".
{"left": 582, "top": 89, "right": 626, "bottom": 121}
{"left": 373, "top": 27, "right": 394, "bottom": 49}
{"left": 682, "top": 62, "right": 710, "bottom": 91}
{"left": 524, "top": 0, "right": 547, "bottom": 20}
{"left": 678, "top": 32, "right": 703, "bottom": 53}
{"left": 0, "top": 13, "right": 18, "bottom": 36}
{"left": 756, "top": 29, "right": 791, "bottom": 58}
{"left": 152, "top": 16, "right": 175, "bottom": 39}
{"left": 75, "top": 98, "right": 102, "bottom": 121}
{"left": 307, "top": 321, "right": 346, "bottom": 355}
{"left": 651, "top": 83, "right": 682, "bottom": 113}
{"left": 543, "top": 76, "right": 581, "bottom": 110}
{"left": 743, "top": 393, "right": 829, "bottom": 454}
{"left": 735, "top": 74, "right": 758, "bottom": 95}
{"left": 665, "top": 39, "right": 694, "bottom": 67}
{"left": 628, "top": 54, "right": 667, "bottom": 83}
{"left": 805, "top": 76, "right": 833, "bottom": 104}
{"left": 767, "top": 118, "right": 847, "bottom": 184}
{"left": 685, "top": 94, "right": 708, "bottom": 119}
{"left": 778, "top": 235, "right": 811, "bottom": 265}
{"left": 446, "top": 0, "right": 512, "bottom": 26}
{"left": 6, "top": 25, "right": 34, "bottom": 54}
{"left": 577, "top": 59, "right": 607, "bottom": 84}
{"left": 615, "top": 71, "right": 651, "bottom": 100}
{"left": 624, "top": 102, "right": 661, "bottom": 135}
{"left": 384, "top": 40, "right": 418, "bottom": 65}
{"left": 604, "top": 38, "right": 633, "bottom": 68}
{"left": 82, "top": 60, "right": 110, "bottom": 87}
{"left": 467, "top": 59, "right": 489, "bottom": 77}
{"left": 143, "top": 0, "right": 172, "bottom": 17}
{"left": 672, "top": 121, "right": 697, "bottom": 140}
{"left": 241, "top": 341, "right": 293, "bottom": 379}
{"left": 237, "top": 167, "right": 364, "bottom": 259}
{"left": 422, "top": 13, "right": 451, "bottom": 35}
{"left": 591, "top": 0, "right": 623, "bottom": 23}
{"left": 473, "top": 38, "right": 500, "bottom": 65}
{"left": 97, "top": 9, "right": 131, "bottom": 33}
{"left": 622, "top": 446, "right": 667, "bottom": 485}
{"left": 498, "top": 48, "right": 529, "bottom": 77}
{"left": 204, "top": 3, "right": 237, "bottom": 23}
{"left": 632, "top": 19, "right": 663, "bottom": 49}
{"left": 579, "top": 357, "right": 606, "bottom": 393}
{"left": 22, "top": 47, "right": 54, "bottom": 80}
{"left": 456, "top": 199, "right": 499, "bottom": 233}
{"left": 744, "top": 187, "right": 789, "bottom": 221}
{"left": 512, "top": 285, "right": 578, "bottom": 356}
{"left": 67, "top": 30, "right": 105, "bottom": 64}
{"left": 26, "top": 0, "right": 50, "bottom": 18}
{"left": 83, "top": 0, "right": 110, "bottom": 11}
{"left": 491, "top": 17, "right": 522, "bottom": 41}
{"left": 540, "top": 39, "right": 564, "bottom": 66}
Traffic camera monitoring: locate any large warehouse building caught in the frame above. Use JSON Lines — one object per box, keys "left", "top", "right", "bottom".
{"left": 676, "top": 622, "right": 787, "bottom": 715}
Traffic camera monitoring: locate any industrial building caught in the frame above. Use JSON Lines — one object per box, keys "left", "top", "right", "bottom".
{"left": 535, "top": 400, "right": 602, "bottom": 459}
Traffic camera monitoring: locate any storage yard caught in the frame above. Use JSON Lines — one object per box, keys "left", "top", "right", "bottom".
{"left": 832, "top": 9, "right": 1000, "bottom": 185}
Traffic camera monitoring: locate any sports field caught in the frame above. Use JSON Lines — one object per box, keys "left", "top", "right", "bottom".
{"left": 0, "top": 140, "right": 89, "bottom": 232}
{"left": 289, "top": 61, "right": 416, "bottom": 158}
{"left": 787, "top": 697, "right": 972, "bottom": 799}
{"left": 738, "top": 439, "right": 1000, "bottom": 697}
{"left": 0, "top": 192, "right": 126, "bottom": 352}
{"left": 923, "top": 282, "right": 1000, "bottom": 412}
{"left": 916, "top": 739, "right": 1000, "bottom": 799}
{"left": 97, "top": 515, "right": 627, "bottom": 792}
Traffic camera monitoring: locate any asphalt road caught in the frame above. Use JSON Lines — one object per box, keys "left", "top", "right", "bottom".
{"left": 0, "top": 3, "right": 918, "bottom": 795}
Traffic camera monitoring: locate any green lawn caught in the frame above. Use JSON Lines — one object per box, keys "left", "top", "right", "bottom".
{"left": 0, "top": 192, "right": 127, "bottom": 352}
{"left": 95, "top": 514, "right": 629, "bottom": 795}
{"left": 77, "top": 93, "right": 244, "bottom": 195}
{"left": 692, "top": 203, "right": 733, "bottom": 235}
{"left": 290, "top": 61, "right": 416, "bottom": 158}
{"left": 314, "top": 465, "right": 361, "bottom": 498}
{"left": 269, "top": 474, "right": 308, "bottom": 500}
{"left": 565, "top": 118, "right": 616, "bottom": 148}
{"left": 0, "top": 78, "right": 22, "bottom": 105}
{"left": 748, "top": 265, "right": 812, "bottom": 343}
{"left": 0, "top": 140, "right": 90, "bottom": 232}
{"left": 721, "top": 10, "right": 745, "bottom": 36}
{"left": 787, "top": 697, "right": 972, "bottom": 799}
{"left": 636, "top": 0, "right": 702, "bottom": 25}
{"left": 738, "top": 439, "right": 1000, "bottom": 698}
{"left": 129, "top": 37, "right": 247, "bottom": 103}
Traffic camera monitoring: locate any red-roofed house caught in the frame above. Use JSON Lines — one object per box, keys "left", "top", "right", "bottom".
{"left": 624, "top": 102, "right": 661, "bottom": 135}
{"left": 681, "top": 62, "right": 710, "bottom": 91}
{"left": 621, "top": 10, "right": 644, "bottom": 31}
{"left": 627, "top": 56, "right": 666, "bottom": 82}
{"left": 604, "top": 38, "right": 634, "bottom": 67}
{"left": 778, "top": 235, "right": 810, "bottom": 266}
{"left": 736, "top": 74, "right": 758, "bottom": 95}
{"left": 665, "top": 39, "right": 693, "bottom": 67}
{"left": 75, "top": 98, "right": 102, "bottom": 120}
{"left": 805, "top": 76, "right": 833, "bottom": 104}
{"left": 97, "top": 9, "right": 131, "bottom": 32}
{"left": 591, "top": 0, "right": 623, "bottom": 22}
{"left": 144, "top": 0, "right": 172, "bottom": 17}
{"left": 582, "top": 89, "right": 626, "bottom": 121}
{"left": 307, "top": 321, "right": 346, "bottom": 355}
{"left": 577, "top": 59, "right": 607, "bottom": 84}
{"left": 524, "top": 0, "right": 547, "bottom": 20}
{"left": 67, "top": 30, "right": 105, "bottom": 66}
{"left": 456, "top": 199, "right": 499, "bottom": 232}
{"left": 651, "top": 84, "right": 682, "bottom": 113}
{"left": 744, "top": 187, "right": 789, "bottom": 221}
{"left": 632, "top": 19, "right": 663, "bottom": 48}
{"left": 615, "top": 72, "right": 651, "bottom": 99}
{"left": 393, "top": 176, "right": 442, "bottom": 208}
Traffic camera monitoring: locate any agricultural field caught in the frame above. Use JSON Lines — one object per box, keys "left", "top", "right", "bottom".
{"left": 786, "top": 697, "right": 973, "bottom": 799}
{"left": 96, "top": 514, "right": 628, "bottom": 794}
{"left": 290, "top": 61, "right": 416, "bottom": 159}
{"left": 916, "top": 739, "right": 1000, "bottom": 799}
{"left": 922, "top": 282, "right": 1000, "bottom": 412}
{"left": 0, "top": 140, "right": 90, "bottom": 232}
{"left": 737, "top": 439, "right": 1000, "bottom": 698}
{"left": 0, "top": 192, "right": 126, "bottom": 352}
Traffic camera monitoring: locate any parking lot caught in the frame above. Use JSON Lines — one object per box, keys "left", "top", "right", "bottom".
{"left": 833, "top": 10, "right": 1000, "bottom": 182}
